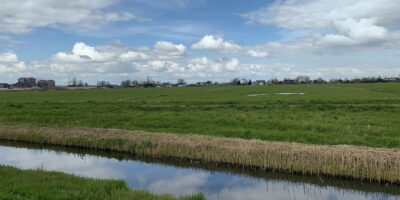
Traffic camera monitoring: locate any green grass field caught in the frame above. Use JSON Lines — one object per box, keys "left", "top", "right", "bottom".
{"left": 0, "top": 166, "right": 204, "bottom": 200}
{"left": 1, "top": 83, "right": 399, "bottom": 148}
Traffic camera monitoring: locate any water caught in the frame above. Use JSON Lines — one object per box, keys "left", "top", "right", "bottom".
{"left": 0, "top": 141, "right": 399, "bottom": 200}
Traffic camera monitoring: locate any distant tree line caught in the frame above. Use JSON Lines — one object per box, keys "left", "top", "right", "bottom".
{"left": 232, "top": 76, "right": 327, "bottom": 85}
{"left": 328, "top": 76, "right": 400, "bottom": 84}
{"left": 231, "top": 75, "right": 400, "bottom": 85}
{"left": 67, "top": 78, "right": 87, "bottom": 87}
{"left": 10, "top": 74, "right": 394, "bottom": 90}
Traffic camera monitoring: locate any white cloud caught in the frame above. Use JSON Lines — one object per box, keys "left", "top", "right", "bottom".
{"left": 154, "top": 41, "right": 186, "bottom": 60}
{"left": 145, "top": 60, "right": 181, "bottom": 72}
{"left": 243, "top": 0, "right": 400, "bottom": 50}
{"left": 0, "top": 52, "right": 27, "bottom": 74}
{"left": 48, "top": 41, "right": 188, "bottom": 79}
{"left": 192, "top": 35, "right": 241, "bottom": 53}
{"left": 2, "top": 40, "right": 400, "bottom": 85}
{"left": 0, "top": 146, "right": 125, "bottom": 180}
{"left": 52, "top": 42, "right": 138, "bottom": 74}
{"left": 120, "top": 51, "right": 151, "bottom": 62}
{"left": 317, "top": 18, "right": 390, "bottom": 47}
{"left": 244, "top": 0, "right": 400, "bottom": 30}
{"left": 187, "top": 57, "right": 240, "bottom": 76}
{"left": 247, "top": 49, "right": 270, "bottom": 58}
{"left": 0, "top": 0, "right": 142, "bottom": 33}
{"left": 73, "top": 42, "right": 115, "bottom": 61}
{"left": 0, "top": 52, "right": 18, "bottom": 62}
{"left": 149, "top": 173, "right": 208, "bottom": 196}
{"left": 53, "top": 42, "right": 115, "bottom": 62}
{"left": 225, "top": 58, "right": 240, "bottom": 71}
{"left": 53, "top": 41, "right": 186, "bottom": 64}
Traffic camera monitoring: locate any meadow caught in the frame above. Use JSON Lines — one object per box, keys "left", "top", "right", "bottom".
{"left": 1, "top": 83, "right": 400, "bottom": 148}
{"left": 0, "top": 166, "right": 204, "bottom": 200}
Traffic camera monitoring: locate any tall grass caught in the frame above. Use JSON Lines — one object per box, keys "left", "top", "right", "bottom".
{"left": 1, "top": 126, "right": 399, "bottom": 183}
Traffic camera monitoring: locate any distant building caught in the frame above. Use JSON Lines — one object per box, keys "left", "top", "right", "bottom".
{"left": 195, "top": 81, "right": 213, "bottom": 86}
{"left": 146, "top": 76, "right": 153, "bottom": 84}
{"left": 0, "top": 83, "right": 10, "bottom": 89}
{"left": 162, "top": 82, "right": 173, "bottom": 87}
{"left": 17, "top": 77, "right": 36, "bottom": 87}
{"left": 283, "top": 78, "right": 294, "bottom": 84}
{"left": 255, "top": 80, "right": 267, "bottom": 85}
{"left": 384, "top": 77, "right": 400, "bottom": 82}
{"left": 37, "top": 80, "right": 56, "bottom": 89}
{"left": 295, "top": 76, "right": 311, "bottom": 84}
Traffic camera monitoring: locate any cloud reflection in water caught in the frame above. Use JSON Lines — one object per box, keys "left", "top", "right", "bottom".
{"left": 0, "top": 145, "right": 397, "bottom": 200}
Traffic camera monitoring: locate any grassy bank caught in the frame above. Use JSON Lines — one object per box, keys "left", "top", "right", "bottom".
{"left": 0, "top": 165, "right": 204, "bottom": 200}
{"left": 0, "top": 84, "right": 400, "bottom": 148}
{"left": 1, "top": 126, "right": 399, "bottom": 183}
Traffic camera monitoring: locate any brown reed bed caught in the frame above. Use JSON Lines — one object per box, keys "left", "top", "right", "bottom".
{"left": 0, "top": 126, "right": 399, "bottom": 183}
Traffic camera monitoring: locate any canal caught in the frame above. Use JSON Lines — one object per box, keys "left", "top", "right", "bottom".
{"left": 0, "top": 141, "right": 398, "bottom": 200}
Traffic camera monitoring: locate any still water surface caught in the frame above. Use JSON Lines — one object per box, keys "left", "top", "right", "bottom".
{"left": 0, "top": 141, "right": 399, "bottom": 200}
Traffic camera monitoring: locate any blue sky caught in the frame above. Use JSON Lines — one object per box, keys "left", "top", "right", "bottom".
{"left": 4, "top": 0, "right": 277, "bottom": 58}
{"left": 0, "top": 0, "right": 399, "bottom": 84}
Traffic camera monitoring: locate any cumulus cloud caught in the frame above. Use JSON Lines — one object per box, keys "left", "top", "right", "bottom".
{"left": 244, "top": 0, "right": 400, "bottom": 30}
{"left": 225, "top": 58, "right": 240, "bottom": 71}
{"left": 192, "top": 35, "right": 241, "bottom": 53}
{"left": 317, "top": 18, "right": 391, "bottom": 47}
{"left": 120, "top": 51, "right": 151, "bottom": 62}
{"left": 2, "top": 44, "right": 245, "bottom": 82}
{"left": 54, "top": 42, "right": 115, "bottom": 63}
{"left": 243, "top": 0, "right": 400, "bottom": 50}
{"left": 0, "top": 52, "right": 27, "bottom": 74}
{"left": 0, "top": 0, "right": 142, "bottom": 33}
{"left": 187, "top": 57, "right": 240, "bottom": 76}
{"left": 145, "top": 60, "right": 181, "bottom": 72}
{"left": 0, "top": 52, "right": 19, "bottom": 62}
{"left": 247, "top": 49, "right": 270, "bottom": 58}
{"left": 48, "top": 41, "right": 188, "bottom": 79}
{"left": 53, "top": 41, "right": 185, "bottom": 64}
{"left": 154, "top": 41, "right": 186, "bottom": 59}
{"left": 3, "top": 40, "right": 399, "bottom": 85}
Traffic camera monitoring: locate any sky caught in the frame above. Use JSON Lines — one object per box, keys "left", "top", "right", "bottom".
{"left": 0, "top": 0, "right": 399, "bottom": 85}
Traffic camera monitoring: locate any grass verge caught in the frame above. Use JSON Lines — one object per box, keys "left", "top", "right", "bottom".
{"left": 0, "top": 126, "right": 399, "bottom": 183}
{"left": 0, "top": 165, "right": 204, "bottom": 200}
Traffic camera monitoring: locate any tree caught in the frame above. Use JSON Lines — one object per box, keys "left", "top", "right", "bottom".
{"left": 97, "top": 81, "right": 111, "bottom": 88}
{"left": 313, "top": 77, "right": 326, "bottom": 84}
{"left": 68, "top": 78, "right": 84, "bottom": 87}
{"left": 232, "top": 78, "right": 241, "bottom": 85}
{"left": 131, "top": 80, "right": 139, "bottom": 87}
